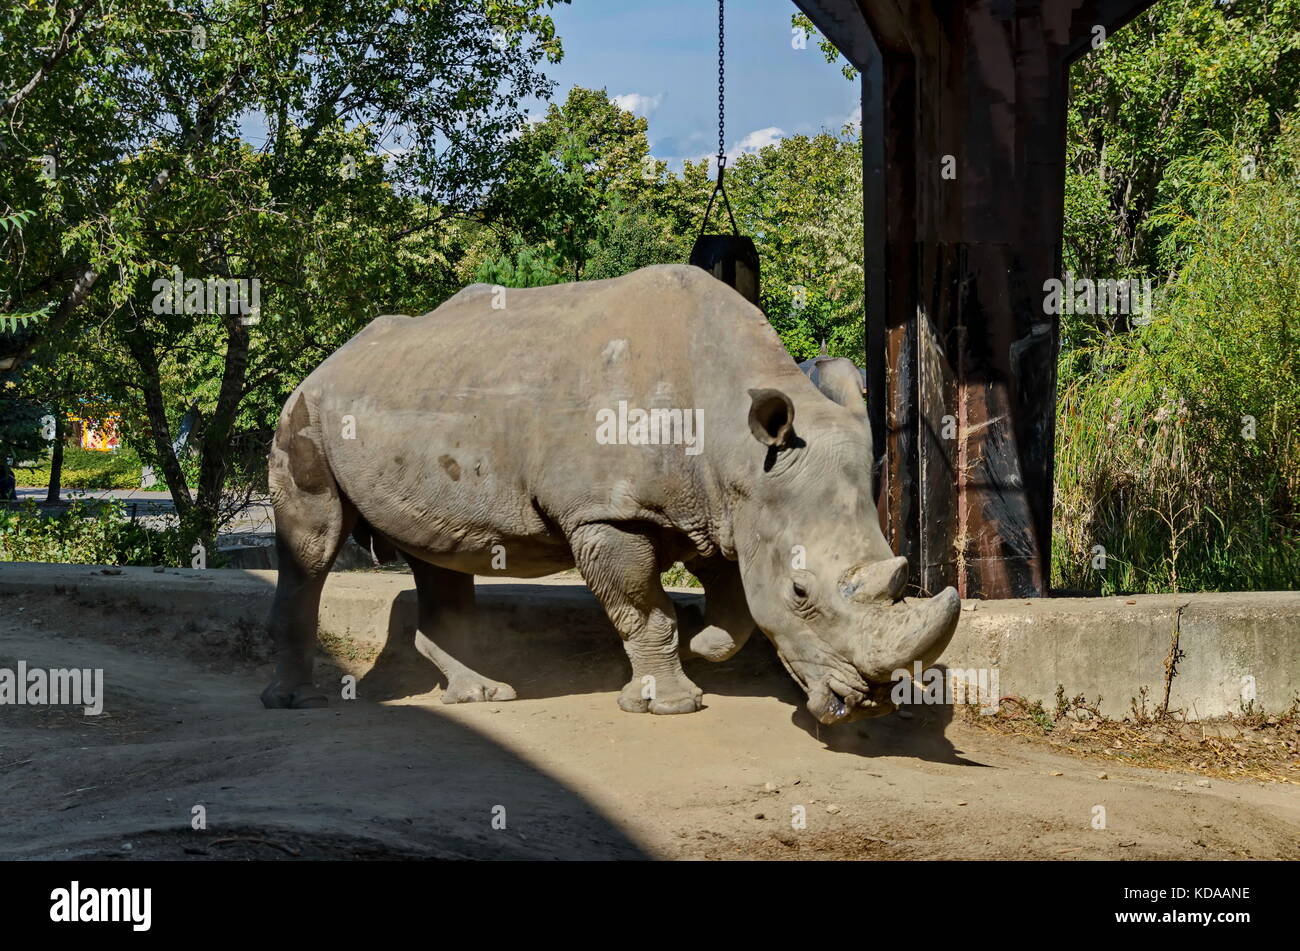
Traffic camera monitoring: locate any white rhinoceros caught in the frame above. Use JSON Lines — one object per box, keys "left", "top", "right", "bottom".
{"left": 262, "top": 264, "right": 958, "bottom": 724}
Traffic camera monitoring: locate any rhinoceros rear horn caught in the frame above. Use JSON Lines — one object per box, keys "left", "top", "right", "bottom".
{"left": 747, "top": 388, "right": 796, "bottom": 449}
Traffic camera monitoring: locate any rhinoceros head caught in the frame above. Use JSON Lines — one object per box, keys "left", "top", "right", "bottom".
{"left": 733, "top": 361, "right": 959, "bottom": 725}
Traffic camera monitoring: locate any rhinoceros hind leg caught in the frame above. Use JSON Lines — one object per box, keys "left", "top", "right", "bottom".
{"left": 262, "top": 542, "right": 339, "bottom": 710}
{"left": 571, "top": 523, "right": 703, "bottom": 715}
{"left": 262, "top": 392, "right": 354, "bottom": 710}
{"left": 409, "top": 560, "right": 517, "bottom": 703}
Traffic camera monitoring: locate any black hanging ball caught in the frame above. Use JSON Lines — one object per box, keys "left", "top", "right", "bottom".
{"left": 689, "top": 234, "right": 760, "bottom": 306}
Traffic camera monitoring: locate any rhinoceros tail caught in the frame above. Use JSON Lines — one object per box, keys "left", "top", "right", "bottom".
{"left": 352, "top": 517, "right": 401, "bottom": 565}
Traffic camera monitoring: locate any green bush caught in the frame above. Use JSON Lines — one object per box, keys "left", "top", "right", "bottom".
{"left": 0, "top": 498, "right": 187, "bottom": 566}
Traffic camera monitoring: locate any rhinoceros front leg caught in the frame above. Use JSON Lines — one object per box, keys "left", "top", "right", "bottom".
{"left": 684, "top": 555, "right": 758, "bottom": 662}
{"left": 571, "top": 523, "right": 704, "bottom": 715}
{"left": 409, "top": 559, "right": 517, "bottom": 703}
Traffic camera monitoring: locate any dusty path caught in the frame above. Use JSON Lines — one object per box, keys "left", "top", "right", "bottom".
{"left": 1, "top": 588, "right": 1297, "bottom": 860}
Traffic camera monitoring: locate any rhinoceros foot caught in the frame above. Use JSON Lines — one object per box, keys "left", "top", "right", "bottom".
{"left": 440, "top": 676, "right": 517, "bottom": 704}
{"left": 618, "top": 673, "right": 704, "bottom": 715}
{"left": 689, "top": 625, "right": 741, "bottom": 662}
{"left": 260, "top": 681, "right": 329, "bottom": 710}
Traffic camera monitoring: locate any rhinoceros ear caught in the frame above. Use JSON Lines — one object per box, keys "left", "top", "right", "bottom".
{"left": 747, "top": 388, "right": 796, "bottom": 449}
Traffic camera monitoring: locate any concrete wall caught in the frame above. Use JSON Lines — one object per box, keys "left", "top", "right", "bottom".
{"left": 2, "top": 562, "right": 1296, "bottom": 717}
{"left": 949, "top": 594, "right": 1299, "bottom": 717}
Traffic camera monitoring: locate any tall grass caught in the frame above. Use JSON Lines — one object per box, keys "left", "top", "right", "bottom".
{"left": 1053, "top": 124, "right": 1300, "bottom": 593}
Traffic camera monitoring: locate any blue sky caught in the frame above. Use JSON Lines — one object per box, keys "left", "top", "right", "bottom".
{"left": 532, "top": 0, "right": 859, "bottom": 168}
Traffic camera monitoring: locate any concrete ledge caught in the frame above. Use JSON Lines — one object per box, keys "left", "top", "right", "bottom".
{"left": 2, "top": 562, "right": 1296, "bottom": 716}
{"left": 952, "top": 593, "right": 1300, "bottom": 717}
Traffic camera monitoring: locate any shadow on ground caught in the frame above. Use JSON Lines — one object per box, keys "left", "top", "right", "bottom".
{"left": 0, "top": 585, "right": 648, "bottom": 861}
{"left": 358, "top": 583, "right": 971, "bottom": 766}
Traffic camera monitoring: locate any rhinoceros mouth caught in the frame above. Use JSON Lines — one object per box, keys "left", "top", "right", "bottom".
{"left": 775, "top": 652, "right": 896, "bottom": 725}
{"left": 811, "top": 678, "right": 897, "bottom": 725}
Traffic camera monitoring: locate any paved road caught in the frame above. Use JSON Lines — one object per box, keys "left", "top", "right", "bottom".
{"left": 16, "top": 487, "right": 178, "bottom": 504}
{"left": 11, "top": 487, "right": 274, "bottom": 533}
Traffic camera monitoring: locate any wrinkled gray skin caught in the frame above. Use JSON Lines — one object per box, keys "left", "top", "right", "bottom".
{"left": 262, "top": 264, "right": 959, "bottom": 724}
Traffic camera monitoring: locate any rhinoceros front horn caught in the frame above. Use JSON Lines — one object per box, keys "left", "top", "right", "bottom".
{"left": 855, "top": 586, "right": 961, "bottom": 683}
{"left": 839, "top": 556, "right": 910, "bottom": 604}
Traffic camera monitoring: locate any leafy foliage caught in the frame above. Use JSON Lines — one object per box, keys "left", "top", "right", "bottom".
{"left": 1054, "top": 122, "right": 1300, "bottom": 593}
{"left": 0, "top": 498, "right": 187, "bottom": 566}
{"left": 723, "top": 131, "right": 864, "bottom": 360}
{"left": 1062, "top": 0, "right": 1300, "bottom": 350}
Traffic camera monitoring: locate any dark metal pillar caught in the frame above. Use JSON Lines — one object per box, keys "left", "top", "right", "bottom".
{"left": 799, "top": 0, "right": 1156, "bottom": 599}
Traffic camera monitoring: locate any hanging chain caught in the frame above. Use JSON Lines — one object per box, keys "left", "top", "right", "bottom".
{"left": 696, "top": 0, "right": 738, "bottom": 238}
{"left": 716, "top": 0, "right": 725, "bottom": 164}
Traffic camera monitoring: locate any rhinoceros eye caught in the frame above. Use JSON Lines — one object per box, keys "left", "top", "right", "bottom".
{"left": 792, "top": 581, "right": 808, "bottom": 600}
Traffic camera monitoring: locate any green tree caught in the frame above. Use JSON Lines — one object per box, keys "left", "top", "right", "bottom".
{"left": 724, "top": 130, "right": 865, "bottom": 361}
{"left": 1, "top": 210, "right": 58, "bottom": 496}
{"left": 791, "top": 12, "right": 858, "bottom": 80}
{"left": 583, "top": 201, "right": 683, "bottom": 281}
{"left": 2, "top": 0, "right": 567, "bottom": 549}
{"left": 485, "top": 86, "right": 658, "bottom": 279}
{"left": 1063, "top": 0, "right": 1300, "bottom": 348}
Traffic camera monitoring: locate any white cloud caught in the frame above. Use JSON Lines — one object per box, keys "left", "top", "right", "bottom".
{"left": 716, "top": 126, "right": 786, "bottom": 170}
{"left": 734, "top": 126, "right": 785, "bottom": 154}
{"left": 611, "top": 93, "right": 664, "bottom": 117}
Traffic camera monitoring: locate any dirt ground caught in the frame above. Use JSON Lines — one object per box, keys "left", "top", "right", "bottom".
{"left": 1, "top": 587, "right": 1297, "bottom": 860}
